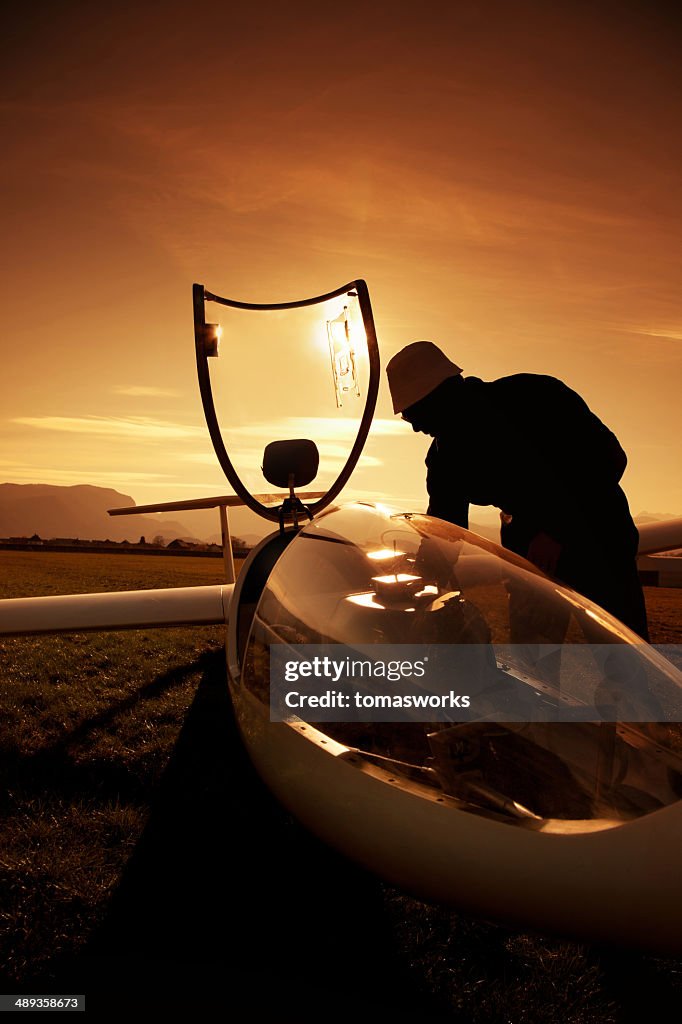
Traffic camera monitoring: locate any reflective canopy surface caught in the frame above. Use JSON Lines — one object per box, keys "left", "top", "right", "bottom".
{"left": 242, "top": 503, "right": 682, "bottom": 829}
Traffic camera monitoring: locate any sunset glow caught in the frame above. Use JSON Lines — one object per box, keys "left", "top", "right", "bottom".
{"left": 0, "top": 1, "right": 680, "bottom": 524}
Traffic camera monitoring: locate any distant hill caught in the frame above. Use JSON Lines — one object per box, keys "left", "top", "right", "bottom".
{"left": 635, "top": 511, "right": 682, "bottom": 524}
{"left": 0, "top": 484, "right": 198, "bottom": 543}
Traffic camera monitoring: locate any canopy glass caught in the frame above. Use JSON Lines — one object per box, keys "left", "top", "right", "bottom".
{"left": 242, "top": 503, "right": 682, "bottom": 828}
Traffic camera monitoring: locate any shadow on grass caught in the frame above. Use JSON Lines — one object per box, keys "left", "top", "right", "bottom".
{"left": 34, "top": 649, "right": 442, "bottom": 1020}
{"left": 0, "top": 650, "right": 219, "bottom": 807}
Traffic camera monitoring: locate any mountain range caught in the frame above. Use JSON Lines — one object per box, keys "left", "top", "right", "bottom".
{"left": 1, "top": 484, "right": 678, "bottom": 548}
{"left": 0, "top": 484, "right": 197, "bottom": 543}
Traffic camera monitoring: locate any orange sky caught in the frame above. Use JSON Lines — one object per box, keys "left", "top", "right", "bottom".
{"left": 1, "top": 1, "right": 680, "bottom": 529}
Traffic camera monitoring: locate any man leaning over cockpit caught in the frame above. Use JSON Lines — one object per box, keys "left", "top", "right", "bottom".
{"left": 386, "top": 341, "right": 648, "bottom": 640}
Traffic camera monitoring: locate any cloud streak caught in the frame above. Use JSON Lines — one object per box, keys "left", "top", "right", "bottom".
{"left": 619, "top": 328, "right": 682, "bottom": 342}
{"left": 227, "top": 416, "right": 405, "bottom": 441}
{"left": 112, "top": 385, "right": 182, "bottom": 397}
{"left": 0, "top": 464, "right": 172, "bottom": 486}
{"left": 12, "top": 416, "right": 204, "bottom": 440}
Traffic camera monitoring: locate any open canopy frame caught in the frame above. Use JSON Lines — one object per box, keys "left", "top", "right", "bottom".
{"left": 193, "top": 279, "right": 380, "bottom": 523}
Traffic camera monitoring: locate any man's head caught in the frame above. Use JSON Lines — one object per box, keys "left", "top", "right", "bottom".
{"left": 386, "top": 341, "right": 462, "bottom": 435}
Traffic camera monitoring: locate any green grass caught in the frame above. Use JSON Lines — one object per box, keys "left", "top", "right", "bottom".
{"left": 0, "top": 549, "right": 228, "bottom": 599}
{"left": 0, "top": 551, "right": 229, "bottom": 983}
{"left": 382, "top": 895, "right": 612, "bottom": 1022}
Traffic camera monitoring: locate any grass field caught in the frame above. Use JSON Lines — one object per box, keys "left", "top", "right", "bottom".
{"left": 0, "top": 549, "right": 681, "bottom": 1020}
{"left": 0, "top": 552, "right": 230, "bottom": 991}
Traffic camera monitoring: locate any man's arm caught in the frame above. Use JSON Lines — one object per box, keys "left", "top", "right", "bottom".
{"left": 425, "top": 441, "right": 469, "bottom": 528}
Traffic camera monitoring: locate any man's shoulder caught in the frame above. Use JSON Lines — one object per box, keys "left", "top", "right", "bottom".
{"left": 480, "top": 373, "right": 580, "bottom": 404}
{"left": 487, "top": 372, "right": 568, "bottom": 391}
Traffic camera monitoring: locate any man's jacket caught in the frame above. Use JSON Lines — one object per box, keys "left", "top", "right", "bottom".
{"left": 426, "top": 373, "right": 634, "bottom": 547}
{"left": 424, "top": 373, "right": 646, "bottom": 635}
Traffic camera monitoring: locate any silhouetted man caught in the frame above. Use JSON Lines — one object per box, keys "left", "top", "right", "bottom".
{"left": 386, "top": 341, "right": 649, "bottom": 639}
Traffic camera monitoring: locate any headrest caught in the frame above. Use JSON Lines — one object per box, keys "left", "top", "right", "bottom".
{"left": 262, "top": 439, "right": 319, "bottom": 488}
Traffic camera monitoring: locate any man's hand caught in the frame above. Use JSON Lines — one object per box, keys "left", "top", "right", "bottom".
{"left": 527, "top": 531, "right": 562, "bottom": 576}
